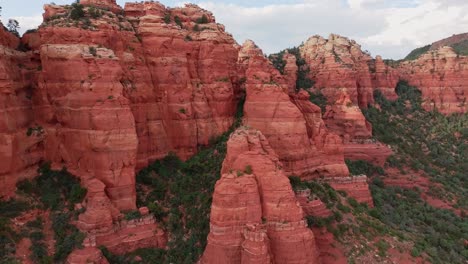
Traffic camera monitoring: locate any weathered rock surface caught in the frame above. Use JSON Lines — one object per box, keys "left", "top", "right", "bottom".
{"left": 0, "top": 25, "right": 42, "bottom": 199}
{"left": 328, "top": 175, "right": 374, "bottom": 206}
{"left": 295, "top": 189, "right": 332, "bottom": 218}
{"left": 66, "top": 247, "right": 109, "bottom": 264}
{"left": 36, "top": 43, "right": 138, "bottom": 211}
{"left": 80, "top": 0, "right": 122, "bottom": 13}
{"left": 299, "top": 34, "right": 398, "bottom": 108}
{"left": 200, "top": 127, "right": 320, "bottom": 264}
{"left": 241, "top": 40, "right": 349, "bottom": 179}
{"left": 398, "top": 46, "right": 468, "bottom": 114}
{"left": 283, "top": 52, "right": 298, "bottom": 93}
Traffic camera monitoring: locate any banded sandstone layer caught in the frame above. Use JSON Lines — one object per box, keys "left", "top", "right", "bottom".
{"left": 200, "top": 127, "right": 320, "bottom": 264}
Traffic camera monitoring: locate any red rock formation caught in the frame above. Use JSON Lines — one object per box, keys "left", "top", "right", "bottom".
{"left": 240, "top": 40, "right": 349, "bottom": 179}
{"left": 200, "top": 127, "right": 320, "bottom": 264}
{"left": 373, "top": 55, "right": 398, "bottom": 100}
{"left": 283, "top": 52, "right": 298, "bottom": 93}
{"left": 36, "top": 43, "right": 138, "bottom": 211}
{"left": 398, "top": 46, "right": 468, "bottom": 114}
{"left": 295, "top": 189, "right": 332, "bottom": 218}
{"left": 80, "top": 0, "right": 122, "bottom": 13}
{"left": 323, "top": 91, "right": 373, "bottom": 140}
{"left": 128, "top": 2, "right": 240, "bottom": 163}
{"left": 328, "top": 175, "right": 374, "bottom": 206}
{"left": 66, "top": 247, "right": 109, "bottom": 264}
{"left": 300, "top": 34, "right": 374, "bottom": 107}
{"left": 311, "top": 227, "right": 347, "bottom": 264}
{"left": 241, "top": 225, "right": 272, "bottom": 264}
{"left": 77, "top": 180, "right": 167, "bottom": 254}
{"left": 300, "top": 34, "right": 400, "bottom": 107}
{"left": 0, "top": 24, "right": 42, "bottom": 199}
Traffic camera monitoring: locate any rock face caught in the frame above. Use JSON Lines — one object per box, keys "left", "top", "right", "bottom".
{"left": 296, "top": 35, "right": 393, "bottom": 165}
{"left": 36, "top": 43, "right": 139, "bottom": 211}
{"left": 328, "top": 175, "right": 374, "bottom": 205}
{"left": 398, "top": 46, "right": 468, "bottom": 114}
{"left": 200, "top": 127, "right": 320, "bottom": 264}
{"left": 0, "top": 24, "right": 42, "bottom": 199}
{"left": 283, "top": 52, "right": 298, "bottom": 93}
{"left": 299, "top": 34, "right": 398, "bottom": 108}
{"left": 23, "top": 2, "right": 241, "bottom": 211}
{"left": 295, "top": 189, "right": 332, "bottom": 218}
{"left": 80, "top": 0, "right": 122, "bottom": 13}
{"left": 0, "top": 1, "right": 244, "bottom": 257}
{"left": 66, "top": 247, "right": 109, "bottom": 264}
{"left": 240, "top": 40, "right": 349, "bottom": 179}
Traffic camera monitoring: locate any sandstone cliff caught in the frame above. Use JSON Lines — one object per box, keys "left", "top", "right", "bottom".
{"left": 0, "top": 24, "right": 42, "bottom": 199}
{"left": 299, "top": 34, "right": 398, "bottom": 108}
{"left": 398, "top": 46, "right": 468, "bottom": 114}
{"left": 200, "top": 127, "right": 320, "bottom": 264}
{"left": 240, "top": 40, "right": 349, "bottom": 179}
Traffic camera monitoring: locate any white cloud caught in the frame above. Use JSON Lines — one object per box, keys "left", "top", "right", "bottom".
{"left": 199, "top": 0, "right": 468, "bottom": 59}
{"left": 200, "top": 0, "right": 385, "bottom": 55}
{"left": 1, "top": 15, "right": 43, "bottom": 35}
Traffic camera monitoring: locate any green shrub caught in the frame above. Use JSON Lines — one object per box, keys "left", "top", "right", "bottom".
{"left": 195, "top": 14, "right": 209, "bottom": 24}
{"left": 404, "top": 45, "right": 430, "bottom": 60}
{"left": 244, "top": 165, "right": 253, "bottom": 174}
{"left": 124, "top": 210, "right": 142, "bottom": 220}
{"left": 70, "top": 3, "right": 85, "bottom": 20}
{"left": 89, "top": 46, "right": 97, "bottom": 56}
{"left": 88, "top": 6, "right": 102, "bottom": 19}
{"left": 346, "top": 159, "right": 385, "bottom": 176}
{"left": 174, "top": 16, "right": 182, "bottom": 27}
{"left": 163, "top": 13, "right": 171, "bottom": 24}
{"left": 375, "top": 239, "right": 390, "bottom": 256}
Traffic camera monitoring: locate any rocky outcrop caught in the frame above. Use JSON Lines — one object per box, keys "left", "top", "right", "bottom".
{"left": 240, "top": 40, "right": 349, "bottom": 179}
{"left": 66, "top": 247, "right": 109, "bottom": 264}
{"left": 200, "top": 127, "right": 320, "bottom": 264}
{"left": 373, "top": 55, "right": 399, "bottom": 100}
{"left": 36, "top": 43, "right": 138, "bottom": 211}
{"left": 299, "top": 34, "right": 398, "bottom": 108}
{"left": 321, "top": 91, "right": 392, "bottom": 165}
{"left": 24, "top": 2, "right": 242, "bottom": 209}
{"left": 328, "top": 175, "right": 374, "bottom": 206}
{"left": 128, "top": 2, "right": 241, "bottom": 164}
{"left": 398, "top": 46, "right": 468, "bottom": 114}
{"left": 0, "top": 24, "right": 42, "bottom": 199}
{"left": 323, "top": 91, "right": 373, "bottom": 140}
{"left": 283, "top": 52, "right": 298, "bottom": 93}
{"left": 80, "top": 0, "right": 122, "bottom": 13}
{"left": 0, "top": 1, "right": 240, "bottom": 257}
{"left": 295, "top": 189, "right": 332, "bottom": 218}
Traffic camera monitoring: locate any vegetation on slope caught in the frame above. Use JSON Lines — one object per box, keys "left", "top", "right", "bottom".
{"left": 268, "top": 47, "right": 315, "bottom": 90}
{"left": 404, "top": 38, "right": 468, "bottom": 60}
{"left": 10, "top": 164, "right": 87, "bottom": 264}
{"left": 404, "top": 45, "right": 431, "bottom": 60}
{"left": 291, "top": 157, "right": 467, "bottom": 263}
{"left": 364, "top": 81, "right": 468, "bottom": 208}
{"left": 102, "top": 96, "right": 245, "bottom": 264}
{"left": 269, "top": 47, "right": 328, "bottom": 113}
{"left": 451, "top": 39, "right": 468, "bottom": 56}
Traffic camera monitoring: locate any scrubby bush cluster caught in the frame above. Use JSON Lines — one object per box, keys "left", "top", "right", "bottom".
{"left": 105, "top": 96, "right": 245, "bottom": 263}
{"left": 14, "top": 163, "right": 87, "bottom": 262}
{"left": 268, "top": 46, "right": 315, "bottom": 91}
{"left": 364, "top": 81, "right": 468, "bottom": 207}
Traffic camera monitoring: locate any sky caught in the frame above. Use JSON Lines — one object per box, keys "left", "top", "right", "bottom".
{"left": 0, "top": 0, "right": 467, "bottom": 59}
